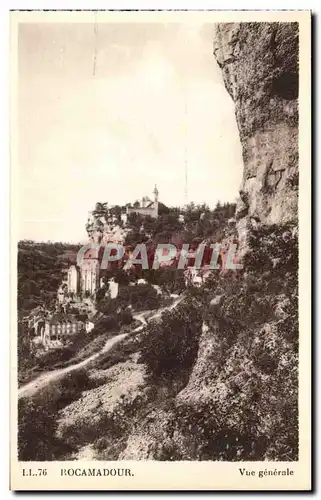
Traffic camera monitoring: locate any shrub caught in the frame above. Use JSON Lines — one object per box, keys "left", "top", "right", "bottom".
{"left": 18, "top": 398, "right": 65, "bottom": 461}
{"left": 154, "top": 223, "right": 299, "bottom": 462}
{"left": 286, "top": 170, "right": 299, "bottom": 189}
{"left": 153, "top": 268, "right": 186, "bottom": 295}
{"left": 117, "top": 283, "right": 161, "bottom": 312}
{"left": 92, "top": 314, "right": 119, "bottom": 335}
{"left": 36, "top": 346, "right": 74, "bottom": 368}
{"left": 57, "top": 370, "right": 93, "bottom": 403}
{"left": 96, "top": 335, "right": 142, "bottom": 371}
{"left": 97, "top": 296, "right": 118, "bottom": 315}
{"left": 243, "top": 223, "right": 298, "bottom": 273}
{"left": 140, "top": 301, "right": 202, "bottom": 379}
{"left": 118, "top": 309, "right": 133, "bottom": 325}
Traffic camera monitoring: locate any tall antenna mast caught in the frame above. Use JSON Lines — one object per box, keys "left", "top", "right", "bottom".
{"left": 92, "top": 12, "right": 98, "bottom": 77}
{"left": 184, "top": 97, "right": 188, "bottom": 205}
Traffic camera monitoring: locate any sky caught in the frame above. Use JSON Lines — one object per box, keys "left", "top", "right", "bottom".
{"left": 18, "top": 20, "right": 243, "bottom": 243}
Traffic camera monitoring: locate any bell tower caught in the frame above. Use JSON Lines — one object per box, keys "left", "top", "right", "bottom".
{"left": 153, "top": 184, "right": 159, "bottom": 217}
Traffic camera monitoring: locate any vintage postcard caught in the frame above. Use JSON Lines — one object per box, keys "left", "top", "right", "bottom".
{"left": 10, "top": 10, "right": 311, "bottom": 491}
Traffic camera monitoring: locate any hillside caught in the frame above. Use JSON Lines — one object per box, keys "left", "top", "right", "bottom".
{"left": 18, "top": 221, "right": 298, "bottom": 462}
{"left": 18, "top": 241, "right": 79, "bottom": 315}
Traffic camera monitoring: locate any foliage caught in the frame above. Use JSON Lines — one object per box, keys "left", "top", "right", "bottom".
{"left": 286, "top": 170, "right": 299, "bottom": 190}
{"left": 243, "top": 223, "right": 298, "bottom": 273}
{"left": 96, "top": 296, "right": 118, "bottom": 315}
{"left": 18, "top": 323, "right": 37, "bottom": 378}
{"left": 140, "top": 300, "right": 202, "bottom": 378}
{"left": 162, "top": 224, "right": 298, "bottom": 461}
{"left": 97, "top": 283, "right": 161, "bottom": 314}
{"left": 142, "top": 268, "right": 186, "bottom": 294}
{"left": 117, "top": 283, "right": 160, "bottom": 311}
{"left": 18, "top": 369, "right": 93, "bottom": 460}
{"left": 18, "top": 240, "right": 79, "bottom": 315}
{"left": 124, "top": 202, "right": 236, "bottom": 249}
{"left": 118, "top": 309, "right": 133, "bottom": 325}
{"left": 91, "top": 314, "right": 119, "bottom": 335}
{"left": 18, "top": 208, "right": 299, "bottom": 462}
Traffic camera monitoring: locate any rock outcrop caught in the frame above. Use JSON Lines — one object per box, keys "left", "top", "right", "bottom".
{"left": 213, "top": 22, "right": 299, "bottom": 254}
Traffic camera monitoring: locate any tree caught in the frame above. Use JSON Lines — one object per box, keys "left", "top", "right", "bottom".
{"left": 18, "top": 322, "right": 37, "bottom": 378}
{"left": 116, "top": 283, "right": 160, "bottom": 311}
{"left": 18, "top": 240, "right": 79, "bottom": 315}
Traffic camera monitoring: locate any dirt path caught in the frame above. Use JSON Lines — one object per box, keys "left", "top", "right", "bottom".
{"left": 18, "top": 318, "right": 145, "bottom": 400}
{"left": 18, "top": 295, "right": 184, "bottom": 400}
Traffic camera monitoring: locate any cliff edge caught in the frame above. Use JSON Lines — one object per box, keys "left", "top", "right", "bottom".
{"left": 213, "top": 22, "right": 299, "bottom": 253}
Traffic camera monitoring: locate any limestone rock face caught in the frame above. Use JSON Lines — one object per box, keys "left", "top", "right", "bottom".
{"left": 213, "top": 22, "right": 299, "bottom": 253}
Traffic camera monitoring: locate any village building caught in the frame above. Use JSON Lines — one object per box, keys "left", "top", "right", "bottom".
{"left": 85, "top": 320, "right": 95, "bottom": 333}
{"left": 184, "top": 267, "right": 203, "bottom": 288}
{"left": 67, "top": 265, "right": 80, "bottom": 294}
{"left": 108, "top": 278, "right": 119, "bottom": 299}
{"left": 41, "top": 313, "right": 85, "bottom": 348}
{"left": 80, "top": 247, "right": 102, "bottom": 295}
{"left": 57, "top": 284, "right": 67, "bottom": 304}
{"left": 121, "top": 213, "right": 128, "bottom": 225}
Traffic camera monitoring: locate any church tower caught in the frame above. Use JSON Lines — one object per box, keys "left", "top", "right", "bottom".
{"left": 153, "top": 184, "right": 159, "bottom": 218}
{"left": 67, "top": 265, "right": 79, "bottom": 294}
{"left": 81, "top": 248, "right": 101, "bottom": 295}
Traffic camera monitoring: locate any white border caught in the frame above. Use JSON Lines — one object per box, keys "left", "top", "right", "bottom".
{"left": 2, "top": 2, "right": 316, "bottom": 497}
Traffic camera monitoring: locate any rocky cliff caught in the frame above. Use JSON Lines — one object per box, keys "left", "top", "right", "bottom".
{"left": 213, "top": 22, "right": 299, "bottom": 254}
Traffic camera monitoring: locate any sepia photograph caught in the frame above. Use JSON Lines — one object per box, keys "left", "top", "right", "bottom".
{"left": 10, "top": 9, "right": 311, "bottom": 491}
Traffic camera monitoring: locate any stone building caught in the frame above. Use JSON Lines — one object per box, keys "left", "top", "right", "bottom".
{"left": 108, "top": 277, "right": 119, "bottom": 299}
{"left": 184, "top": 267, "right": 203, "bottom": 288}
{"left": 41, "top": 314, "right": 85, "bottom": 348}
{"left": 57, "top": 284, "right": 67, "bottom": 304}
{"left": 67, "top": 265, "right": 80, "bottom": 294}
{"left": 126, "top": 185, "right": 159, "bottom": 219}
{"left": 80, "top": 247, "right": 102, "bottom": 295}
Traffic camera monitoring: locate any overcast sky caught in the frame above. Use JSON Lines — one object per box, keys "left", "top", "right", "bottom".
{"left": 18, "top": 21, "right": 243, "bottom": 243}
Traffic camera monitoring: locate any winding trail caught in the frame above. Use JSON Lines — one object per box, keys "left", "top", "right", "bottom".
{"left": 18, "top": 295, "right": 183, "bottom": 400}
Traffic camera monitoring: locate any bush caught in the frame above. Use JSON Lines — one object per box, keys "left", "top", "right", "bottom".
{"left": 97, "top": 296, "right": 117, "bottom": 315}
{"left": 91, "top": 314, "right": 119, "bottom": 335}
{"left": 143, "top": 268, "right": 186, "bottom": 295}
{"left": 118, "top": 309, "right": 133, "bottom": 325}
{"left": 36, "top": 346, "right": 75, "bottom": 368}
{"left": 243, "top": 223, "right": 298, "bottom": 273}
{"left": 69, "top": 334, "right": 108, "bottom": 364}
{"left": 140, "top": 300, "right": 202, "bottom": 378}
{"left": 18, "top": 398, "right": 65, "bottom": 461}
{"left": 147, "top": 222, "right": 299, "bottom": 462}
{"left": 57, "top": 370, "right": 93, "bottom": 401}
{"left": 117, "top": 283, "right": 161, "bottom": 312}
